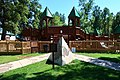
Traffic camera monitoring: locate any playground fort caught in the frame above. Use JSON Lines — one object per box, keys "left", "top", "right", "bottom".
{"left": 0, "top": 7, "right": 120, "bottom": 54}
{"left": 22, "top": 7, "right": 120, "bottom": 41}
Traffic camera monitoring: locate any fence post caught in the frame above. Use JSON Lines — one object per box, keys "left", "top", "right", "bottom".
{"left": 96, "top": 40, "right": 97, "bottom": 49}
{"left": 21, "top": 42, "right": 23, "bottom": 54}
{"left": 6, "top": 40, "right": 9, "bottom": 53}
{"left": 69, "top": 41, "right": 71, "bottom": 50}
{"left": 38, "top": 41, "right": 40, "bottom": 52}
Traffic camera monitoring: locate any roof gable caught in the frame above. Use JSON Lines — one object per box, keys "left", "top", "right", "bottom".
{"left": 68, "top": 7, "right": 80, "bottom": 18}
{"left": 41, "top": 7, "right": 53, "bottom": 19}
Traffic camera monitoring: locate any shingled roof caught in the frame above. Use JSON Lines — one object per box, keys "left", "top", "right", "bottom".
{"left": 41, "top": 7, "right": 53, "bottom": 19}
{"left": 68, "top": 7, "right": 80, "bottom": 18}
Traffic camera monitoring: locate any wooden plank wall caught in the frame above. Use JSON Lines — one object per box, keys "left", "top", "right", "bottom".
{"left": 0, "top": 41, "right": 52, "bottom": 54}
{"left": 69, "top": 40, "right": 120, "bottom": 52}
{"left": 0, "top": 41, "right": 31, "bottom": 54}
{"left": 0, "top": 40, "right": 120, "bottom": 54}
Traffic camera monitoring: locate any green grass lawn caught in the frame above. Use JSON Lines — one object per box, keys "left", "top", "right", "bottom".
{"left": 0, "top": 53, "right": 45, "bottom": 64}
{"left": 77, "top": 52, "right": 120, "bottom": 63}
{"left": 0, "top": 60, "right": 120, "bottom": 80}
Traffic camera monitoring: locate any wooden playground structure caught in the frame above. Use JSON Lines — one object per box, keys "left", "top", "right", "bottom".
{"left": 21, "top": 7, "right": 118, "bottom": 42}
{"left": 0, "top": 7, "right": 120, "bottom": 54}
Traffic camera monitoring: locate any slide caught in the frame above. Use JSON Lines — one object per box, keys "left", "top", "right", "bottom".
{"left": 100, "top": 42, "right": 108, "bottom": 49}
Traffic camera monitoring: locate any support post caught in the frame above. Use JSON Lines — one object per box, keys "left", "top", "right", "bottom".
{"left": 52, "top": 52, "right": 55, "bottom": 69}
{"left": 49, "top": 43, "right": 57, "bottom": 69}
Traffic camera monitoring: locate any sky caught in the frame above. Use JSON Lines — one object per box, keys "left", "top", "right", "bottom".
{"left": 40, "top": 0, "right": 120, "bottom": 23}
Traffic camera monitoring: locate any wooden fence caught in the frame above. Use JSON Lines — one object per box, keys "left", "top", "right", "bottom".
{"left": 0, "top": 41, "right": 31, "bottom": 54}
{"left": 0, "top": 41, "right": 52, "bottom": 54}
{"left": 0, "top": 40, "right": 120, "bottom": 54}
{"left": 31, "top": 41, "right": 51, "bottom": 53}
{"left": 69, "top": 40, "right": 120, "bottom": 52}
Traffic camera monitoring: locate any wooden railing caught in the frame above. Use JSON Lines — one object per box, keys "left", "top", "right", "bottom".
{"left": 0, "top": 40, "right": 120, "bottom": 54}
{"left": 0, "top": 41, "right": 52, "bottom": 54}
{"left": 0, "top": 41, "right": 31, "bottom": 54}
{"left": 69, "top": 40, "right": 120, "bottom": 52}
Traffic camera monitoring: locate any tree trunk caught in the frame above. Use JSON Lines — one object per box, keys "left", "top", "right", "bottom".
{"left": 1, "top": 26, "right": 6, "bottom": 40}
{"left": 1, "top": 4, "right": 6, "bottom": 40}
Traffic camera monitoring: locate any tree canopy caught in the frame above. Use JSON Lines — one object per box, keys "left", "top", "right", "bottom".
{"left": 53, "top": 12, "right": 66, "bottom": 26}
{"left": 78, "top": 0, "right": 118, "bottom": 37}
{"left": 0, "top": 0, "right": 41, "bottom": 40}
{"left": 0, "top": 0, "right": 120, "bottom": 40}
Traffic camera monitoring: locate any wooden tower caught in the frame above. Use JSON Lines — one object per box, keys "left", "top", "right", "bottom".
{"left": 40, "top": 7, "right": 53, "bottom": 29}
{"left": 68, "top": 7, "right": 80, "bottom": 27}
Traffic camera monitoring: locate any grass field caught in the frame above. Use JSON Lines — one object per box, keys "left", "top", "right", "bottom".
{"left": 0, "top": 53, "right": 44, "bottom": 64}
{"left": 0, "top": 60, "right": 120, "bottom": 80}
{"left": 1, "top": 52, "right": 120, "bottom": 64}
{"left": 77, "top": 52, "right": 120, "bottom": 63}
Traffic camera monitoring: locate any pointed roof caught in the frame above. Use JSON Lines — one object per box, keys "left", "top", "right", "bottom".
{"left": 41, "top": 7, "right": 53, "bottom": 19}
{"left": 68, "top": 7, "right": 80, "bottom": 18}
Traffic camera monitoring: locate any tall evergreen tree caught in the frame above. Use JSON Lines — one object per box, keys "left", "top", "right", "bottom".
{"left": 92, "top": 5, "right": 102, "bottom": 35}
{"left": 102, "top": 7, "right": 110, "bottom": 35}
{"left": 53, "top": 12, "right": 66, "bottom": 26}
{"left": 28, "top": 0, "right": 42, "bottom": 29}
{"left": 78, "top": 0, "right": 114, "bottom": 36}
{"left": 0, "top": 0, "right": 30, "bottom": 40}
{"left": 79, "top": 0, "right": 94, "bottom": 33}
{"left": 112, "top": 12, "right": 120, "bottom": 34}
{"left": 0, "top": 0, "right": 42, "bottom": 40}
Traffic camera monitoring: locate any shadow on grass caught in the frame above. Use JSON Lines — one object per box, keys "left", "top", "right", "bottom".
{"left": 0, "top": 73, "right": 27, "bottom": 80}
{"left": 1, "top": 60, "right": 120, "bottom": 80}
{"left": 98, "top": 57, "right": 120, "bottom": 63}
{"left": 0, "top": 52, "right": 22, "bottom": 55}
